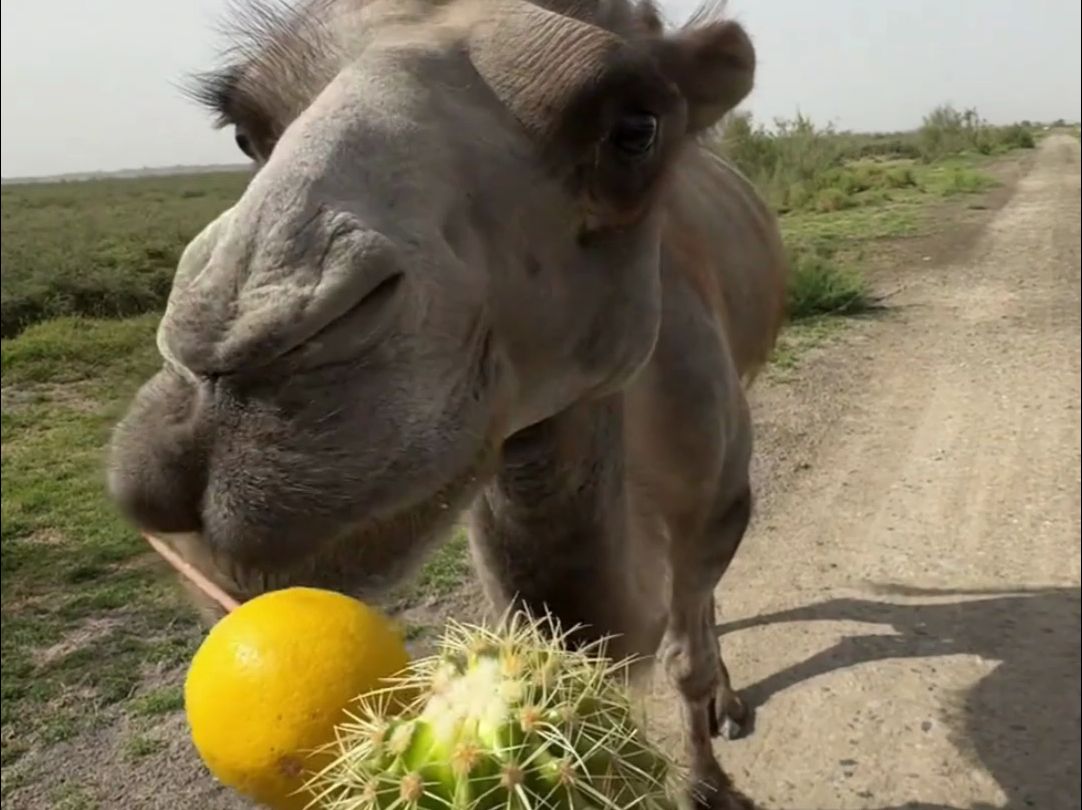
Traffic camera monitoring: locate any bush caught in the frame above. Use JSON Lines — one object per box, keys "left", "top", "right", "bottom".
{"left": 918, "top": 104, "right": 1037, "bottom": 161}
{"left": 859, "top": 189, "right": 894, "bottom": 207}
{"left": 786, "top": 244, "right": 869, "bottom": 319}
{"left": 847, "top": 135, "right": 923, "bottom": 161}
{"left": 714, "top": 105, "right": 1030, "bottom": 214}
{"left": 717, "top": 115, "right": 912, "bottom": 213}
{"left": 940, "top": 167, "right": 993, "bottom": 195}
{"left": 884, "top": 167, "right": 917, "bottom": 188}
{"left": 997, "top": 124, "right": 1036, "bottom": 150}
{"left": 815, "top": 187, "right": 855, "bottom": 212}
{"left": 718, "top": 112, "right": 847, "bottom": 212}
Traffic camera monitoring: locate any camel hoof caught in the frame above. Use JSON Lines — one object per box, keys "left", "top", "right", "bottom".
{"left": 713, "top": 692, "right": 750, "bottom": 740}
{"left": 718, "top": 714, "right": 744, "bottom": 741}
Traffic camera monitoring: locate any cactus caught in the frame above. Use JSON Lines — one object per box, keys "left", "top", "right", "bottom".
{"left": 305, "top": 610, "right": 681, "bottom": 810}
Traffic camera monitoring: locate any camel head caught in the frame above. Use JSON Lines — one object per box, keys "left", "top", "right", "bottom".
{"left": 107, "top": 0, "right": 756, "bottom": 605}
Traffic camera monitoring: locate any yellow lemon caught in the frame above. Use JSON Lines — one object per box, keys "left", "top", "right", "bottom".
{"left": 184, "top": 587, "right": 410, "bottom": 809}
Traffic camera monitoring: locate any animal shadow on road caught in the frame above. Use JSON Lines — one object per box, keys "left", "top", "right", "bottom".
{"left": 716, "top": 585, "right": 1081, "bottom": 810}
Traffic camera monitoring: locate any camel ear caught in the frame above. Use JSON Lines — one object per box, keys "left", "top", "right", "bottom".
{"left": 653, "top": 17, "right": 755, "bottom": 133}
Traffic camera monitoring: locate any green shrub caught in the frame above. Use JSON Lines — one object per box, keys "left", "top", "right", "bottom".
{"left": 918, "top": 104, "right": 1037, "bottom": 161}
{"left": 815, "top": 187, "right": 855, "bottom": 212}
{"left": 718, "top": 112, "right": 847, "bottom": 212}
{"left": 786, "top": 244, "right": 869, "bottom": 318}
{"left": 997, "top": 123, "right": 1036, "bottom": 150}
{"left": 884, "top": 166, "right": 917, "bottom": 188}
{"left": 715, "top": 105, "right": 1031, "bottom": 215}
{"left": 848, "top": 136, "right": 923, "bottom": 160}
{"left": 859, "top": 189, "right": 894, "bottom": 206}
{"left": 934, "top": 167, "right": 995, "bottom": 196}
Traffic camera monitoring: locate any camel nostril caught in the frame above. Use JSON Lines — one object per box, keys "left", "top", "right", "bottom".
{"left": 358, "top": 271, "right": 403, "bottom": 311}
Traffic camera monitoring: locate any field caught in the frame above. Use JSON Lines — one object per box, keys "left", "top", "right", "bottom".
{"left": 0, "top": 107, "right": 1072, "bottom": 807}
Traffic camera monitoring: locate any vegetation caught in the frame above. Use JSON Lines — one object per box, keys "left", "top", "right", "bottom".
{"left": 917, "top": 105, "right": 1035, "bottom": 160}
{"left": 719, "top": 104, "right": 1034, "bottom": 214}
{"left": 1, "top": 172, "right": 250, "bottom": 338}
{"left": 714, "top": 103, "right": 1038, "bottom": 319}
{"left": 1, "top": 316, "right": 195, "bottom": 769}
{"left": 0, "top": 104, "right": 1045, "bottom": 786}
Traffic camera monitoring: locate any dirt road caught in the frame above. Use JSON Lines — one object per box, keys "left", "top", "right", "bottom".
{"left": 646, "top": 134, "right": 1081, "bottom": 809}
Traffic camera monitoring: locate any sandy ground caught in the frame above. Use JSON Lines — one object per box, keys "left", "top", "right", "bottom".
{"left": 644, "top": 134, "right": 1081, "bottom": 810}
{"left": 6, "top": 136, "right": 1078, "bottom": 809}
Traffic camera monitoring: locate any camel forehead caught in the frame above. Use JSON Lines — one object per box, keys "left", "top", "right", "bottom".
{"left": 193, "top": 0, "right": 405, "bottom": 132}
{"left": 191, "top": 0, "right": 653, "bottom": 134}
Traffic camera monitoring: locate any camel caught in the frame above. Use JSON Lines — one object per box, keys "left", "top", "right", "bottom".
{"left": 106, "top": 1, "right": 789, "bottom": 806}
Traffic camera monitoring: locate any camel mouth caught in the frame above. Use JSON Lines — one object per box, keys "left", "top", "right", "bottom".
{"left": 146, "top": 432, "right": 502, "bottom": 616}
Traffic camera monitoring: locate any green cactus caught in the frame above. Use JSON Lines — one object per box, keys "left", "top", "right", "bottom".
{"left": 305, "top": 611, "right": 681, "bottom": 810}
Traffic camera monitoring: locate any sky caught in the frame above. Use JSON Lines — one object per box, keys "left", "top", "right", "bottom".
{"left": 2, "top": 0, "right": 1080, "bottom": 178}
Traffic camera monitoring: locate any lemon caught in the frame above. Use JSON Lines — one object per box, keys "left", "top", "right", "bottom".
{"left": 184, "top": 587, "right": 410, "bottom": 810}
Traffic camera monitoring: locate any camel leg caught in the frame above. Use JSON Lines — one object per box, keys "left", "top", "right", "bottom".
{"left": 707, "top": 592, "right": 749, "bottom": 741}
{"left": 663, "top": 487, "right": 754, "bottom": 810}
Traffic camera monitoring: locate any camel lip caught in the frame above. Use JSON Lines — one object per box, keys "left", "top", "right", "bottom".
{"left": 141, "top": 430, "right": 503, "bottom": 612}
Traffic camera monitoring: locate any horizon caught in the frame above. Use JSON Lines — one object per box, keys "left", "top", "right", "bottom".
{"left": 2, "top": 0, "right": 1080, "bottom": 178}
{"left": 6, "top": 108, "right": 1077, "bottom": 183}
{"left": 4, "top": 113, "right": 1075, "bottom": 184}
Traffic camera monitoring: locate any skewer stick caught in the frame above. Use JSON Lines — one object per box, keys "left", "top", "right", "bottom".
{"left": 144, "top": 533, "right": 240, "bottom": 613}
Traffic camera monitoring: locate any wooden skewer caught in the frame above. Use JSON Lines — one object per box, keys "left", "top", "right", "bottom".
{"left": 143, "top": 533, "right": 240, "bottom": 613}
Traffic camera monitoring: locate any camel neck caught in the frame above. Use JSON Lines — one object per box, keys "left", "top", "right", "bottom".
{"left": 469, "top": 395, "right": 638, "bottom": 651}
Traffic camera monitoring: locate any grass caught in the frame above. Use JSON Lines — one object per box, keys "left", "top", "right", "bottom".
{"left": 409, "top": 530, "right": 473, "bottom": 600}
{"left": 0, "top": 104, "right": 1044, "bottom": 785}
{"left": 0, "top": 319, "right": 473, "bottom": 776}
{"left": 48, "top": 785, "right": 99, "bottom": 810}
{"left": 123, "top": 734, "right": 164, "bottom": 760}
{"left": 1, "top": 172, "right": 251, "bottom": 338}
{"left": 769, "top": 317, "right": 846, "bottom": 373}
{"left": 0, "top": 317, "right": 204, "bottom": 772}
{"left": 129, "top": 685, "right": 184, "bottom": 717}
{"left": 1, "top": 313, "right": 162, "bottom": 385}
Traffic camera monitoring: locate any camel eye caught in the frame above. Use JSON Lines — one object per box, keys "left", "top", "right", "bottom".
{"left": 234, "top": 128, "right": 256, "bottom": 160}
{"left": 608, "top": 112, "right": 659, "bottom": 161}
